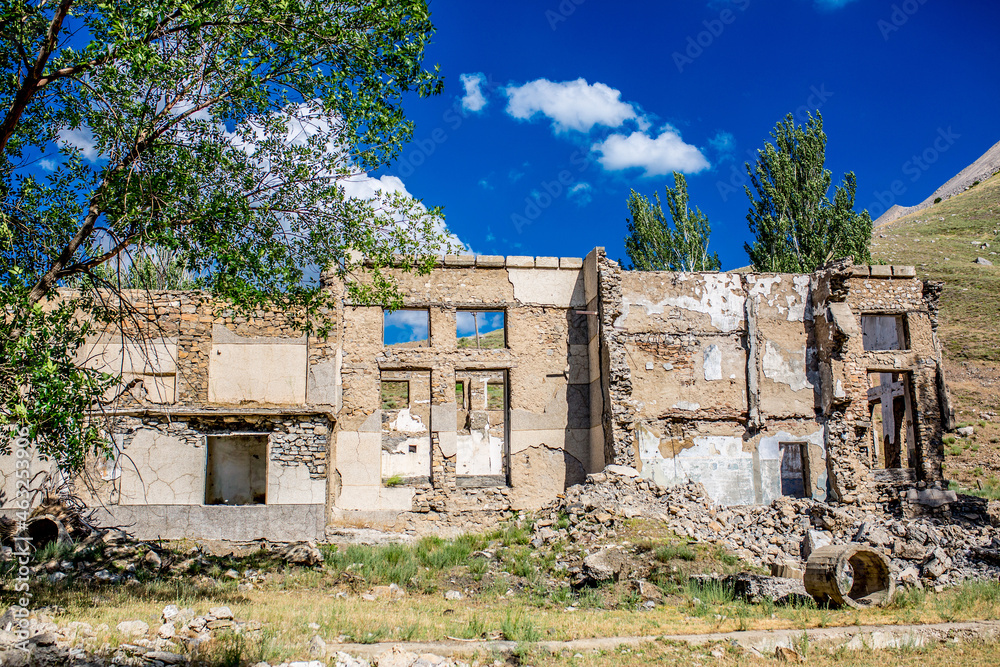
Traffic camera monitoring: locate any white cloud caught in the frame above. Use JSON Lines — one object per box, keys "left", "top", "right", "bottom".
{"left": 478, "top": 178, "right": 494, "bottom": 190}
{"left": 460, "top": 73, "right": 488, "bottom": 113}
{"left": 708, "top": 130, "right": 736, "bottom": 162}
{"left": 231, "top": 103, "right": 466, "bottom": 252}
{"left": 39, "top": 159, "right": 56, "bottom": 171}
{"left": 504, "top": 78, "right": 638, "bottom": 133}
{"left": 592, "top": 128, "right": 710, "bottom": 176}
{"left": 57, "top": 126, "right": 100, "bottom": 162}
{"left": 568, "top": 182, "right": 593, "bottom": 207}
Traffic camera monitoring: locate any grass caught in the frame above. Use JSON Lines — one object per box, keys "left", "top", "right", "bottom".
{"left": 380, "top": 380, "right": 409, "bottom": 409}
{"left": 871, "top": 170, "right": 1000, "bottom": 362}
{"left": 10, "top": 517, "right": 1000, "bottom": 663}
{"left": 457, "top": 326, "right": 505, "bottom": 350}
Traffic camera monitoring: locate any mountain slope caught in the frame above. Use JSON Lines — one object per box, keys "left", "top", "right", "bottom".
{"left": 875, "top": 139, "right": 1000, "bottom": 227}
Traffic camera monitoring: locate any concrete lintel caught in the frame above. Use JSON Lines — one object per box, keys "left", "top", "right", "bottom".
{"left": 475, "top": 255, "right": 505, "bottom": 268}
{"left": 559, "top": 257, "right": 584, "bottom": 270}
{"left": 869, "top": 265, "right": 892, "bottom": 278}
{"left": 534, "top": 256, "right": 559, "bottom": 269}
{"left": 444, "top": 255, "right": 475, "bottom": 267}
{"left": 850, "top": 265, "right": 870, "bottom": 277}
{"left": 505, "top": 256, "right": 534, "bottom": 268}
{"left": 893, "top": 265, "right": 917, "bottom": 278}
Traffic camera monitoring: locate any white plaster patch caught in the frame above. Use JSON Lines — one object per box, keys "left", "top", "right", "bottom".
{"left": 619, "top": 273, "right": 745, "bottom": 332}
{"left": 673, "top": 401, "right": 701, "bottom": 411}
{"left": 747, "top": 275, "right": 782, "bottom": 298}
{"left": 456, "top": 431, "right": 504, "bottom": 476}
{"left": 636, "top": 427, "right": 755, "bottom": 506}
{"left": 389, "top": 408, "right": 427, "bottom": 433}
{"left": 762, "top": 340, "right": 814, "bottom": 393}
{"left": 787, "top": 275, "right": 813, "bottom": 322}
{"left": 703, "top": 345, "right": 722, "bottom": 381}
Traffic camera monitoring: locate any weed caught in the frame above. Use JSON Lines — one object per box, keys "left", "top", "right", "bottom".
{"left": 383, "top": 474, "right": 404, "bottom": 487}
{"left": 461, "top": 615, "right": 486, "bottom": 639}
{"left": 500, "top": 612, "right": 540, "bottom": 642}
{"left": 653, "top": 543, "right": 696, "bottom": 563}
{"left": 35, "top": 539, "right": 75, "bottom": 563}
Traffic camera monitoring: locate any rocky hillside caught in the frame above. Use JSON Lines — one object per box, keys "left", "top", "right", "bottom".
{"left": 871, "top": 170, "right": 1000, "bottom": 495}
{"left": 875, "top": 138, "right": 1000, "bottom": 227}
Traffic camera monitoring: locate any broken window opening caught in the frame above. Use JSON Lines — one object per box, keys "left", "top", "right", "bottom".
{"left": 381, "top": 380, "right": 409, "bottom": 410}
{"left": 779, "top": 442, "right": 809, "bottom": 499}
{"left": 381, "top": 370, "right": 431, "bottom": 482}
{"left": 456, "top": 370, "right": 507, "bottom": 486}
{"left": 867, "top": 371, "right": 917, "bottom": 470}
{"left": 862, "top": 314, "right": 908, "bottom": 351}
{"left": 455, "top": 381, "right": 465, "bottom": 408}
{"left": 457, "top": 310, "right": 506, "bottom": 349}
{"left": 486, "top": 382, "right": 504, "bottom": 410}
{"left": 383, "top": 309, "right": 430, "bottom": 348}
{"left": 205, "top": 435, "right": 267, "bottom": 505}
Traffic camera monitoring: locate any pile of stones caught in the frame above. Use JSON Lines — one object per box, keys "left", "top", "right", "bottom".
{"left": 536, "top": 466, "right": 1000, "bottom": 588}
{"left": 0, "top": 604, "right": 260, "bottom": 667}
{"left": 2, "top": 520, "right": 323, "bottom": 588}
{"left": 0, "top": 607, "right": 468, "bottom": 667}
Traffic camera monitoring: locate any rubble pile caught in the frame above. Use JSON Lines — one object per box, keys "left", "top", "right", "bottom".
{"left": 536, "top": 467, "right": 1000, "bottom": 587}
{"left": 0, "top": 605, "right": 262, "bottom": 667}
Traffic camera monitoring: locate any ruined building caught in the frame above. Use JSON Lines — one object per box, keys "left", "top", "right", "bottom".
{"left": 0, "top": 250, "right": 955, "bottom": 542}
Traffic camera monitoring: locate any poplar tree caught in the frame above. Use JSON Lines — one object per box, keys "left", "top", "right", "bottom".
{"left": 624, "top": 171, "right": 721, "bottom": 272}
{"left": 744, "top": 112, "right": 872, "bottom": 273}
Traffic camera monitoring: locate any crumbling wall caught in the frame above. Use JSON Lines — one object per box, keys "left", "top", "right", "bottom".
{"left": 811, "top": 264, "right": 948, "bottom": 504}
{"left": 331, "top": 255, "right": 592, "bottom": 528}
{"left": 7, "top": 251, "right": 955, "bottom": 541}
{"left": 598, "top": 257, "right": 828, "bottom": 506}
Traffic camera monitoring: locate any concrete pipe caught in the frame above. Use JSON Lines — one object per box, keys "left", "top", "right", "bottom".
{"left": 24, "top": 515, "right": 72, "bottom": 550}
{"left": 804, "top": 543, "right": 895, "bottom": 608}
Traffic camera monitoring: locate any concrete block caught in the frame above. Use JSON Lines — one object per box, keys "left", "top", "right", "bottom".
{"left": 431, "top": 403, "right": 457, "bottom": 430}
{"left": 437, "top": 430, "right": 458, "bottom": 459}
{"left": 559, "top": 257, "right": 584, "bottom": 270}
{"left": 209, "top": 343, "right": 306, "bottom": 404}
{"left": 337, "top": 485, "right": 380, "bottom": 511}
{"left": 475, "top": 255, "right": 505, "bottom": 268}
{"left": 567, "top": 344, "right": 589, "bottom": 385}
{"left": 534, "top": 256, "right": 559, "bottom": 269}
{"left": 508, "top": 268, "right": 586, "bottom": 307}
{"left": 850, "top": 265, "right": 869, "bottom": 277}
{"left": 869, "top": 265, "right": 892, "bottom": 277}
{"left": 505, "top": 256, "right": 534, "bottom": 268}
{"left": 892, "top": 265, "right": 916, "bottom": 278}
{"left": 583, "top": 249, "right": 600, "bottom": 304}
{"left": 444, "top": 255, "right": 475, "bottom": 267}
{"left": 336, "top": 432, "right": 381, "bottom": 486}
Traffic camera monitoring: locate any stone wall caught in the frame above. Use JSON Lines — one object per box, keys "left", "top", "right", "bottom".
{"left": 1, "top": 250, "right": 955, "bottom": 541}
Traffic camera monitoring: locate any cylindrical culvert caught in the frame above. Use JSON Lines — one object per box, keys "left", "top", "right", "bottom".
{"left": 804, "top": 543, "right": 895, "bottom": 608}
{"left": 24, "top": 515, "right": 71, "bottom": 550}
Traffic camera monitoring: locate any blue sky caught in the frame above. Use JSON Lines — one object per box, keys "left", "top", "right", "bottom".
{"left": 382, "top": 0, "right": 1000, "bottom": 270}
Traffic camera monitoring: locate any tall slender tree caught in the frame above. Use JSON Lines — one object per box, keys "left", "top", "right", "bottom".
{"left": 624, "top": 171, "right": 720, "bottom": 272}
{"left": 744, "top": 112, "right": 872, "bottom": 273}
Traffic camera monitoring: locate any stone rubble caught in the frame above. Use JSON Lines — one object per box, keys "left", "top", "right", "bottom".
{"left": 0, "top": 606, "right": 469, "bottom": 667}
{"left": 537, "top": 467, "right": 1000, "bottom": 588}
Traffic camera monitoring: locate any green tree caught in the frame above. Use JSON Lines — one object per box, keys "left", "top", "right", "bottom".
{"left": 624, "top": 171, "right": 721, "bottom": 272}
{"left": 744, "top": 112, "right": 873, "bottom": 273}
{"left": 0, "top": 0, "right": 453, "bottom": 469}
